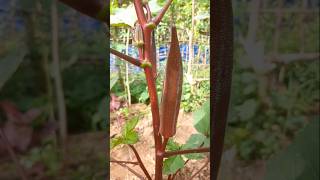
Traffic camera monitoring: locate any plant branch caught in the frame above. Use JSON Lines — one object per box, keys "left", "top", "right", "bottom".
{"left": 190, "top": 158, "right": 210, "bottom": 179}
{"left": 110, "top": 160, "right": 139, "bottom": 165}
{"left": 129, "top": 145, "right": 152, "bottom": 180}
{"left": 112, "top": 158, "right": 145, "bottom": 180}
{"left": 0, "top": 129, "right": 28, "bottom": 180}
{"left": 163, "top": 147, "right": 210, "bottom": 158}
{"left": 133, "top": 0, "right": 147, "bottom": 25}
{"left": 144, "top": 4, "right": 152, "bottom": 21}
{"left": 110, "top": 48, "right": 142, "bottom": 67}
{"left": 153, "top": 0, "right": 173, "bottom": 25}
{"left": 171, "top": 159, "right": 190, "bottom": 180}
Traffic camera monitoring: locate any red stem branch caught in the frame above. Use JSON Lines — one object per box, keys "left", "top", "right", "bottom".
{"left": 153, "top": 0, "right": 173, "bottom": 25}
{"left": 110, "top": 48, "right": 142, "bottom": 67}
{"left": 112, "top": 159, "right": 145, "bottom": 180}
{"left": 133, "top": 0, "right": 147, "bottom": 25}
{"left": 110, "top": 160, "right": 139, "bottom": 165}
{"left": 144, "top": 4, "right": 152, "bottom": 21}
{"left": 190, "top": 158, "right": 210, "bottom": 179}
{"left": 163, "top": 147, "right": 210, "bottom": 158}
{"left": 129, "top": 145, "right": 152, "bottom": 180}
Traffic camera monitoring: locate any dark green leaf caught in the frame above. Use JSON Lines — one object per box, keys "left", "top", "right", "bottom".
{"left": 193, "top": 100, "right": 210, "bottom": 135}
{"left": 265, "top": 118, "right": 319, "bottom": 180}
{"left": 0, "top": 47, "right": 26, "bottom": 91}
{"left": 166, "top": 139, "right": 181, "bottom": 151}
{"left": 163, "top": 155, "right": 185, "bottom": 175}
{"left": 182, "top": 134, "right": 207, "bottom": 159}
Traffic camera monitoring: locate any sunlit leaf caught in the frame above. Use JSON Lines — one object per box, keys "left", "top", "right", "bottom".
{"left": 163, "top": 155, "right": 184, "bottom": 175}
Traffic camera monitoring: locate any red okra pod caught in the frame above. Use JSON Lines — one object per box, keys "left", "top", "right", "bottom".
{"left": 159, "top": 26, "right": 183, "bottom": 138}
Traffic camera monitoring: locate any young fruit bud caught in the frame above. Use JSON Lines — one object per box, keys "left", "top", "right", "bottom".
{"left": 142, "top": 0, "right": 149, "bottom": 5}
{"left": 133, "top": 23, "right": 144, "bottom": 47}
{"left": 145, "top": 22, "right": 156, "bottom": 30}
{"left": 159, "top": 26, "right": 183, "bottom": 138}
{"left": 133, "top": 41, "right": 144, "bottom": 48}
{"left": 140, "top": 60, "right": 152, "bottom": 68}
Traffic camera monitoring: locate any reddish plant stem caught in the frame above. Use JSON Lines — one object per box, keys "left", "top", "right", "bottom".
{"left": 144, "top": 4, "right": 152, "bottom": 21}
{"left": 190, "top": 158, "right": 210, "bottom": 179}
{"left": 133, "top": 1, "right": 176, "bottom": 179}
{"left": 0, "top": 129, "right": 28, "bottom": 180}
{"left": 113, "top": 160, "right": 145, "bottom": 180}
{"left": 110, "top": 48, "right": 142, "bottom": 67}
{"left": 163, "top": 147, "right": 210, "bottom": 158}
{"left": 110, "top": 160, "right": 139, "bottom": 165}
{"left": 129, "top": 145, "right": 152, "bottom": 180}
{"left": 134, "top": 0, "right": 147, "bottom": 25}
{"left": 153, "top": 0, "right": 173, "bottom": 25}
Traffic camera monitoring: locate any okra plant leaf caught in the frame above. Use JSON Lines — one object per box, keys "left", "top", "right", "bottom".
{"left": 166, "top": 139, "right": 181, "bottom": 151}
{"left": 193, "top": 100, "right": 210, "bottom": 136}
{"left": 122, "top": 130, "right": 139, "bottom": 145}
{"left": 111, "top": 137, "right": 124, "bottom": 149}
{"left": 163, "top": 155, "right": 185, "bottom": 175}
{"left": 122, "top": 117, "right": 139, "bottom": 136}
{"left": 0, "top": 46, "right": 26, "bottom": 91}
{"left": 265, "top": 118, "right": 319, "bottom": 180}
{"left": 182, "top": 134, "right": 207, "bottom": 160}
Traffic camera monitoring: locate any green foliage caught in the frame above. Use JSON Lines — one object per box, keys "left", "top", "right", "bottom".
{"left": 181, "top": 134, "right": 208, "bottom": 160}
{"left": 181, "top": 80, "right": 209, "bottom": 112}
{"left": 21, "top": 143, "right": 60, "bottom": 176}
{"left": 111, "top": 117, "right": 140, "bottom": 149}
{"left": 0, "top": 44, "right": 26, "bottom": 91}
{"left": 91, "top": 96, "right": 108, "bottom": 130}
{"left": 193, "top": 99, "right": 210, "bottom": 136}
{"left": 163, "top": 155, "right": 185, "bottom": 175}
{"left": 265, "top": 118, "right": 319, "bottom": 180}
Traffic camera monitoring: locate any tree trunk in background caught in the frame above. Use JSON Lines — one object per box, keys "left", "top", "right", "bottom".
{"left": 187, "top": 0, "right": 195, "bottom": 93}
{"left": 51, "top": 0, "right": 67, "bottom": 157}
{"left": 125, "top": 29, "right": 131, "bottom": 106}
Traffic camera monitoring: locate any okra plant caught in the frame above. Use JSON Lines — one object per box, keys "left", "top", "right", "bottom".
{"left": 110, "top": 1, "right": 210, "bottom": 179}
{"left": 59, "top": 0, "right": 233, "bottom": 179}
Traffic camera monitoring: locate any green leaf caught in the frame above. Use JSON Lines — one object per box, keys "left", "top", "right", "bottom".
{"left": 110, "top": 75, "right": 119, "bottom": 90}
{"left": 236, "top": 99, "right": 258, "bottom": 121}
{"left": 265, "top": 118, "right": 319, "bottom": 180}
{"left": 163, "top": 155, "right": 185, "bottom": 175}
{"left": 166, "top": 139, "right": 181, "bottom": 151}
{"left": 0, "top": 46, "right": 26, "bottom": 91}
{"left": 122, "top": 117, "right": 139, "bottom": 136}
{"left": 122, "top": 130, "right": 139, "bottom": 145}
{"left": 193, "top": 100, "right": 210, "bottom": 135}
{"left": 182, "top": 134, "right": 206, "bottom": 159}
{"left": 111, "top": 137, "right": 124, "bottom": 149}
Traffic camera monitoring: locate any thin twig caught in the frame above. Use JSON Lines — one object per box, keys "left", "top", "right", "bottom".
{"left": 171, "top": 159, "right": 190, "bottom": 180}
{"left": 129, "top": 145, "right": 152, "bottom": 180}
{"left": 0, "top": 129, "right": 28, "bottom": 180}
{"left": 133, "top": 0, "right": 147, "bottom": 25}
{"left": 144, "top": 4, "right": 152, "bottom": 21}
{"left": 190, "top": 158, "right": 210, "bottom": 179}
{"left": 113, "top": 160, "right": 145, "bottom": 180}
{"left": 110, "top": 48, "right": 142, "bottom": 67}
{"left": 110, "top": 160, "right": 139, "bottom": 165}
{"left": 153, "top": 0, "right": 173, "bottom": 25}
{"left": 163, "top": 147, "right": 209, "bottom": 158}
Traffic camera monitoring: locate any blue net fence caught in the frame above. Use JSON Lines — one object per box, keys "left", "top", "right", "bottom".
{"left": 110, "top": 43, "right": 210, "bottom": 73}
